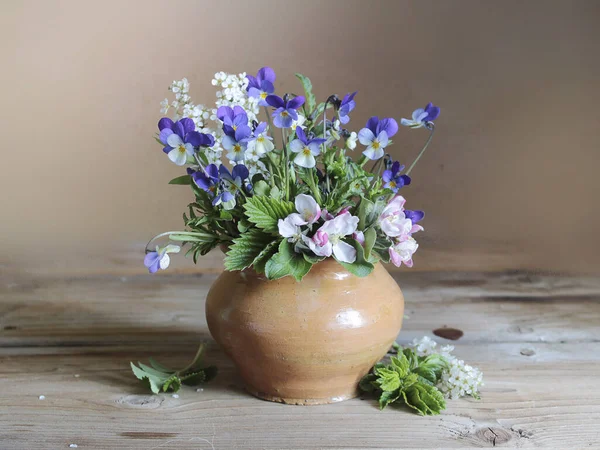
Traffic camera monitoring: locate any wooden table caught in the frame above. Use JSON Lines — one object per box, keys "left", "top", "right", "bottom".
{"left": 1, "top": 270, "right": 599, "bottom": 449}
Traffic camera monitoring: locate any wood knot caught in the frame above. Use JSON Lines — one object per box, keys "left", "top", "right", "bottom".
{"left": 433, "top": 327, "right": 464, "bottom": 341}
{"left": 520, "top": 348, "right": 535, "bottom": 356}
{"left": 475, "top": 427, "right": 512, "bottom": 446}
{"left": 116, "top": 395, "right": 164, "bottom": 409}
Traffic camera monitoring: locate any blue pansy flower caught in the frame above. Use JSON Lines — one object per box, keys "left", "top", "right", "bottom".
{"left": 266, "top": 95, "right": 305, "bottom": 128}
{"left": 213, "top": 164, "right": 249, "bottom": 208}
{"left": 246, "top": 67, "right": 276, "bottom": 106}
{"left": 338, "top": 91, "right": 357, "bottom": 124}
{"left": 358, "top": 116, "right": 399, "bottom": 160}
{"left": 382, "top": 161, "right": 411, "bottom": 193}
{"left": 158, "top": 118, "right": 214, "bottom": 166}
{"left": 192, "top": 164, "right": 219, "bottom": 195}
{"left": 401, "top": 103, "right": 440, "bottom": 129}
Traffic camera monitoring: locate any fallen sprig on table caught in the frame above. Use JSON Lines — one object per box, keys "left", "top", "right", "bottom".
{"left": 359, "top": 337, "right": 483, "bottom": 415}
{"left": 130, "top": 343, "right": 217, "bottom": 394}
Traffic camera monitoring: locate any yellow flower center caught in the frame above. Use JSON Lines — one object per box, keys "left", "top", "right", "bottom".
{"left": 257, "top": 136, "right": 265, "bottom": 143}
{"left": 388, "top": 181, "right": 396, "bottom": 188}
{"left": 178, "top": 144, "right": 186, "bottom": 154}
{"left": 372, "top": 140, "right": 380, "bottom": 149}
{"left": 302, "top": 147, "right": 311, "bottom": 156}
{"left": 281, "top": 111, "right": 289, "bottom": 118}
{"left": 233, "top": 144, "right": 242, "bottom": 153}
{"left": 260, "top": 92, "right": 268, "bottom": 99}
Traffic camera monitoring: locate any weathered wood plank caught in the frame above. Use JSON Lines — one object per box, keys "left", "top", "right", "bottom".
{"left": 1, "top": 271, "right": 599, "bottom": 449}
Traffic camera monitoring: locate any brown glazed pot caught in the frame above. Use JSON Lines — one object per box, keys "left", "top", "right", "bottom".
{"left": 205, "top": 258, "right": 404, "bottom": 405}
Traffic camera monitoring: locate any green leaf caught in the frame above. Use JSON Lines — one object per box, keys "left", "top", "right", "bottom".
{"left": 363, "top": 228, "right": 376, "bottom": 259}
{"left": 295, "top": 73, "right": 316, "bottom": 114}
{"left": 379, "top": 389, "right": 401, "bottom": 410}
{"left": 243, "top": 196, "right": 295, "bottom": 233}
{"left": 224, "top": 229, "right": 274, "bottom": 271}
{"left": 253, "top": 180, "right": 270, "bottom": 196}
{"left": 403, "top": 384, "right": 445, "bottom": 416}
{"left": 265, "top": 240, "right": 313, "bottom": 281}
{"left": 375, "top": 367, "right": 401, "bottom": 392}
{"left": 390, "top": 355, "right": 410, "bottom": 377}
{"left": 168, "top": 175, "right": 192, "bottom": 185}
{"left": 130, "top": 344, "right": 217, "bottom": 395}
{"left": 357, "top": 198, "right": 374, "bottom": 231}
{"left": 251, "top": 239, "right": 280, "bottom": 274}
{"left": 358, "top": 373, "right": 378, "bottom": 393}
{"left": 338, "top": 240, "right": 375, "bottom": 278}
{"left": 220, "top": 210, "right": 234, "bottom": 221}
{"left": 303, "top": 253, "right": 325, "bottom": 265}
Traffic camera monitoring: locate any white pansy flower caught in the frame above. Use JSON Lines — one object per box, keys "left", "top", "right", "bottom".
{"left": 346, "top": 131, "right": 358, "bottom": 150}
{"left": 166, "top": 133, "right": 194, "bottom": 166}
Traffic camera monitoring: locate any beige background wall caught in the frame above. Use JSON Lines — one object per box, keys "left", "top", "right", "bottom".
{"left": 1, "top": 0, "right": 599, "bottom": 275}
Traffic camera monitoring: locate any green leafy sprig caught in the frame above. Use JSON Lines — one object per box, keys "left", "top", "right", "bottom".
{"left": 359, "top": 345, "right": 448, "bottom": 415}
{"left": 130, "top": 344, "right": 217, "bottom": 394}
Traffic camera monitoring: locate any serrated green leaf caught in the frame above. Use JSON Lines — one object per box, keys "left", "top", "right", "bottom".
{"left": 253, "top": 180, "right": 270, "bottom": 196}
{"left": 363, "top": 227, "right": 376, "bottom": 259}
{"left": 148, "top": 357, "right": 172, "bottom": 373}
{"left": 243, "top": 196, "right": 295, "bottom": 233}
{"left": 169, "top": 175, "right": 192, "bottom": 185}
{"left": 358, "top": 373, "right": 378, "bottom": 393}
{"left": 402, "top": 385, "right": 430, "bottom": 415}
{"left": 295, "top": 73, "right": 317, "bottom": 114}
{"left": 224, "top": 228, "right": 274, "bottom": 271}
{"left": 379, "top": 389, "right": 401, "bottom": 410}
{"left": 375, "top": 367, "right": 401, "bottom": 392}
{"left": 251, "top": 239, "right": 280, "bottom": 274}
{"left": 338, "top": 240, "right": 375, "bottom": 277}
{"left": 130, "top": 344, "right": 217, "bottom": 395}
{"left": 390, "top": 355, "right": 410, "bottom": 377}
{"left": 265, "top": 240, "right": 313, "bottom": 281}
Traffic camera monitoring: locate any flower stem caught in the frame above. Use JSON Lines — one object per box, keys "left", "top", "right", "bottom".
{"left": 145, "top": 231, "right": 217, "bottom": 251}
{"left": 281, "top": 127, "right": 289, "bottom": 200}
{"left": 358, "top": 155, "right": 369, "bottom": 168}
{"left": 405, "top": 124, "right": 435, "bottom": 176}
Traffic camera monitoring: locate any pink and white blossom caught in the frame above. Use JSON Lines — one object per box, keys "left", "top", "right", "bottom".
{"left": 389, "top": 236, "right": 419, "bottom": 267}
{"left": 304, "top": 212, "right": 359, "bottom": 263}
{"left": 288, "top": 194, "right": 321, "bottom": 225}
{"left": 277, "top": 215, "right": 306, "bottom": 243}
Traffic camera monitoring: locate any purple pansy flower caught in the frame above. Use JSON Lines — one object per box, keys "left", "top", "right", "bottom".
{"left": 158, "top": 118, "right": 214, "bottom": 166}
{"left": 217, "top": 106, "right": 252, "bottom": 161}
{"left": 382, "top": 161, "right": 411, "bottom": 193}
{"left": 246, "top": 67, "right": 276, "bottom": 106}
{"left": 217, "top": 106, "right": 252, "bottom": 138}
{"left": 358, "top": 116, "right": 399, "bottom": 160}
{"left": 144, "top": 244, "right": 180, "bottom": 274}
{"left": 404, "top": 210, "right": 425, "bottom": 223}
{"left": 212, "top": 164, "right": 249, "bottom": 208}
{"left": 192, "top": 163, "right": 219, "bottom": 195}
{"left": 401, "top": 103, "right": 440, "bottom": 129}
{"left": 266, "top": 95, "right": 305, "bottom": 128}
{"left": 338, "top": 91, "right": 357, "bottom": 124}
{"left": 289, "top": 126, "right": 326, "bottom": 168}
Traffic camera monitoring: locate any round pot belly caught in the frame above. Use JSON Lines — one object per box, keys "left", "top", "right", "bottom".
{"left": 206, "top": 258, "right": 404, "bottom": 405}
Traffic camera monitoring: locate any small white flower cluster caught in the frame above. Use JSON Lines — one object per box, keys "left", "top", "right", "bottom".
{"left": 161, "top": 78, "right": 191, "bottom": 117}
{"left": 159, "top": 72, "right": 272, "bottom": 169}
{"left": 410, "top": 336, "right": 483, "bottom": 400}
{"left": 211, "top": 72, "right": 260, "bottom": 123}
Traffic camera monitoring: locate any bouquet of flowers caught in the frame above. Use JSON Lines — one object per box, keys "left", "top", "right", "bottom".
{"left": 144, "top": 67, "right": 439, "bottom": 280}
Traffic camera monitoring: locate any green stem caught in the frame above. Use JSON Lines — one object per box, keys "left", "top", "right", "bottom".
{"left": 281, "top": 128, "right": 289, "bottom": 200}
{"left": 145, "top": 231, "right": 217, "bottom": 251}
{"left": 358, "top": 155, "right": 369, "bottom": 168}
{"left": 263, "top": 107, "right": 273, "bottom": 133}
{"left": 177, "top": 343, "right": 205, "bottom": 374}
{"left": 405, "top": 124, "right": 435, "bottom": 176}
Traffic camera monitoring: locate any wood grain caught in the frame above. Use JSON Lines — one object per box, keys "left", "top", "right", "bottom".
{"left": 1, "top": 271, "right": 599, "bottom": 449}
